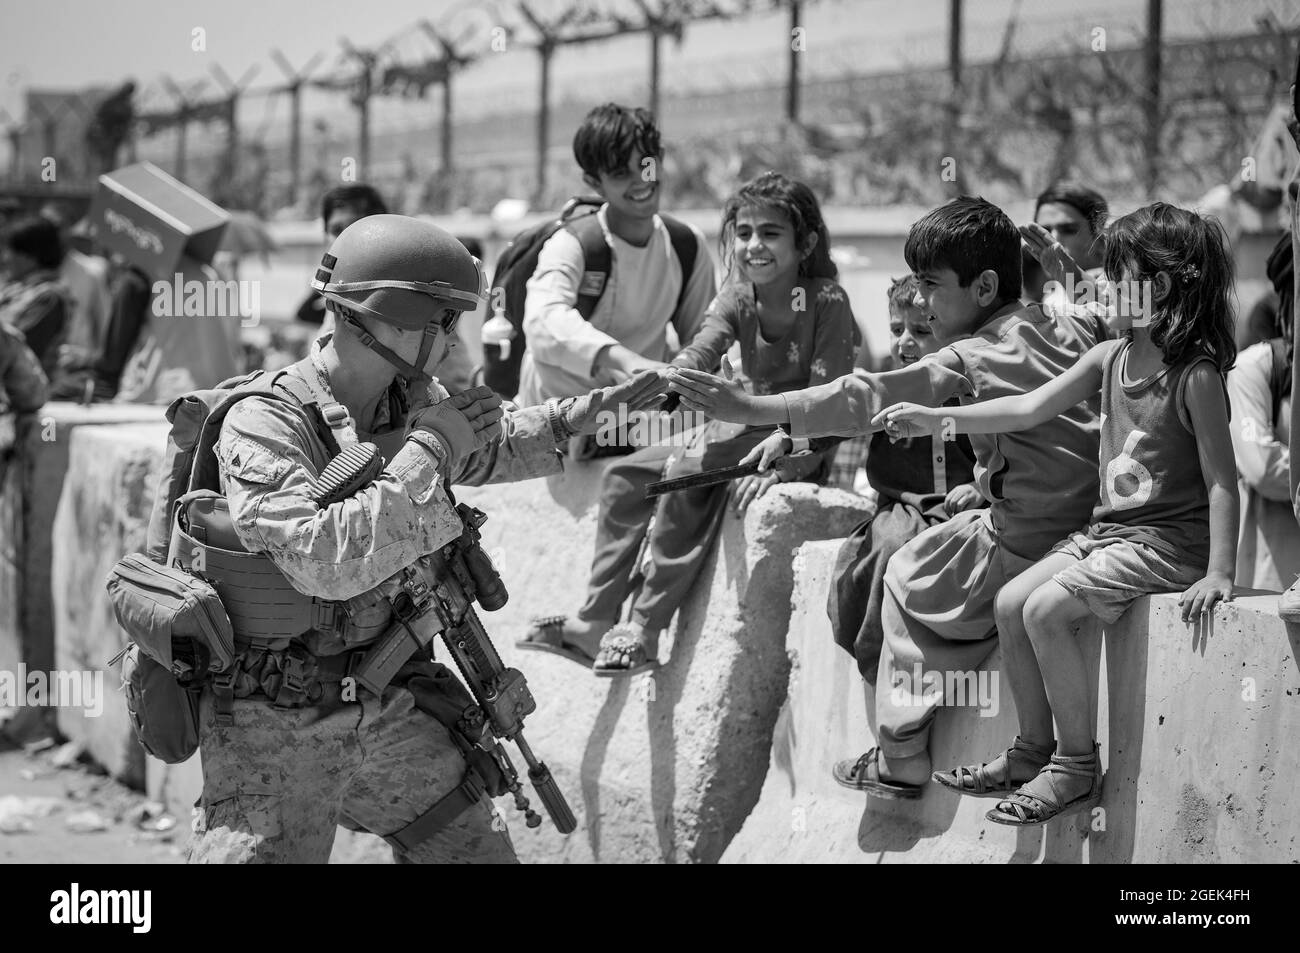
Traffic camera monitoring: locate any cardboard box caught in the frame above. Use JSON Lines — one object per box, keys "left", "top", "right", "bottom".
{"left": 86, "top": 161, "right": 229, "bottom": 281}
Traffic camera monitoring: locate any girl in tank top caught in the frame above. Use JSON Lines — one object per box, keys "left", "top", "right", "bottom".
{"left": 873, "top": 202, "right": 1237, "bottom": 826}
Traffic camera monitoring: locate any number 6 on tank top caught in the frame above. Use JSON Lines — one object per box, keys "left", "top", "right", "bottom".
{"left": 1104, "top": 428, "right": 1153, "bottom": 511}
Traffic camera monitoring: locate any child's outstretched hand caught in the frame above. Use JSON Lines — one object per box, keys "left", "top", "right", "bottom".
{"left": 733, "top": 471, "right": 780, "bottom": 514}
{"left": 739, "top": 429, "right": 793, "bottom": 472}
{"left": 870, "top": 402, "right": 942, "bottom": 440}
{"left": 668, "top": 356, "right": 756, "bottom": 423}
{"left": 1019, "top": 223, "right": 1088, "bottom": 288}
{"left": 1178, "top": 571, "right": 1234, "bottom": 623}
{"left": 943, "top": 483, "right": 983, "bottom": 515}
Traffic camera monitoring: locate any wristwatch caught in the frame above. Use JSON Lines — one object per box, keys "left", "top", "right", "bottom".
{"left": 544, "top": 398, "right": 576, "bottom": 445}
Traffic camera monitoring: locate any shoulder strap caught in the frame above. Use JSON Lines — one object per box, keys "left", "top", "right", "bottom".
{"left": 187, "top": 362, "right": 350, "bottom": 495}
{"left": 1269, "top": 337, "right": 1288, "bottom": 426}
{"left": 564, "top": 211, "right": 611, "bottom": 322}
{"left": 661, "top": 214, "right": 700, "bottom": 322}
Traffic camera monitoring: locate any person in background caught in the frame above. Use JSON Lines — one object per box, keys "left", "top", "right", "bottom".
{"left": 0, "top": 215, "right": 69, "bottom": 377}
{"left": 295, "top": 184, "right": 389, "bottom": 330}
{"left": 1024, "top": 182, "right": 1108, "bottom": 311}
{"left": 90, "top": 255, "right": 152, "bottom": 400}
{"left": 0, "top": 316, "right": 49, "bottom": 479}
{"left": 1232, "top": 232, "right": 1300, "bottom": 592}
{"left": 40, "top": 204, "right": 111, "bottom": 400}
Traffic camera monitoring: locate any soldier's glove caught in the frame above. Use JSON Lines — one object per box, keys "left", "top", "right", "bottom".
{"left": 407, "top": 385, "right": 504, "bottom": 468}
{"left": 547, "top": 371, "right": 666, "bottom": 439}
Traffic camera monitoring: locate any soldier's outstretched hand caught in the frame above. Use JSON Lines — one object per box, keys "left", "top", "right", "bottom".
{"left": 562, "top": 370, "right": 664, "bottom": 436}
{"left": 408, "top": 385, "right": 504, "bottom": 464}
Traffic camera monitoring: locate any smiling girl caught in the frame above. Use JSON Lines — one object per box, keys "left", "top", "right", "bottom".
{"left": 519, "top": 171, "right": 857, "bottom": 676}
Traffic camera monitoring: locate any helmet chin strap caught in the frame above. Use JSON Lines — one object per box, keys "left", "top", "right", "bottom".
{"left": 342, "top": 312, "right": 440, "bottom": 386}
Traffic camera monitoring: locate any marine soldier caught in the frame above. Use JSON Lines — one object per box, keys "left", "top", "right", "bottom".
{"left": 187, "top": 215, "right": 660, "bottom": 863}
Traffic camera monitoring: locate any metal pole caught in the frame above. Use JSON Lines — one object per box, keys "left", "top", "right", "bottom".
{"left": 947, "top": 0, "right": 963, "bottom": 192}
{"left": 289, "top": 84, "right": 302, "bottom": 207}
{"left": 536, "top": 44, "right": 551, "bottom": 204}
{"left": 442, "top": 73, "right": 454, "bottom": 173}
{"left": 1144, "top": 0, "right": 1162, "bottom": 198}
{"left": 649, "top": 29, "right": 661, "bottom": 118}
{"left": 175, "top": 115, "right": 187, "bottom": 182}
{"left": 227, "top": 94, "right": 239, "bottom": 184}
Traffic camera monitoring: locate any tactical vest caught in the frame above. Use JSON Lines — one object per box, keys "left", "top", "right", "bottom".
{"left": 159, "top": 360, "right": 397, "bottom": 707}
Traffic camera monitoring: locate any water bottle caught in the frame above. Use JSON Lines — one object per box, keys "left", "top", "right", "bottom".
{"left": 481, "top": 300, "right": 515, "bottom": 361}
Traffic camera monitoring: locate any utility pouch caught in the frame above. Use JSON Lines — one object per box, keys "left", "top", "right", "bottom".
{"left": 105, "top": 552, "right": 237, "bottom": 677}
{"left": 117, "top": 642, "right": 203, "bottom": 764}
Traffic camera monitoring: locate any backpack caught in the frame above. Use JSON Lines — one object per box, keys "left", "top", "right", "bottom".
{"left": 482, "top": 196, "right": 700, "bottom": 399}
{"left": 105, "top": 361, "right": 348, "bottom": 761}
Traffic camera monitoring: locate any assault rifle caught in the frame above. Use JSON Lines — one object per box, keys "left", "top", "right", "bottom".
{"left": 310, "top": 443, "right": 576, "bottom": 834}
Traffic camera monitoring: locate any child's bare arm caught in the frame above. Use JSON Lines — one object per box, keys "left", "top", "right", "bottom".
{"left": 1178, "top": 363, "right": 1239, "bottom": 621}
{"left": 872, "top": 340, "right": 1113, "bottom": 438}
{"left": 668, "top": 349, "right": 969, "bottom": 433}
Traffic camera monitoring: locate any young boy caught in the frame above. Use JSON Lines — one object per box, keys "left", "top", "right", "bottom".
{"left": 827, "top": 275, "right": 983, "bottom": 693}
{"left": 668, "top": 196, "right": 1110, "bottom": 797}
{"left": 516, "top": 103, "right": 716, "bottom": 407}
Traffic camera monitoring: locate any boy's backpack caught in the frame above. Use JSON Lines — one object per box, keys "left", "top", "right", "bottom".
{"left": 105, "top": 361, "right": 349, "bottom": 761}
{"left": 482, "top": 196, "right": 700, "bottom": 398}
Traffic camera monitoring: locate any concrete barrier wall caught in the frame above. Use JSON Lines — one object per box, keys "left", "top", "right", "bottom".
{"left": 51, "top": 421, "right": 170, "bottom": 789}
{"left": 722, "top": 541, "right": 1300, "bottom": 864}
{"left": 42, "top": 416, "right": 872, "bottom": 861}
{"left": 1, "top": 402, "right": 165, "bottom": 680}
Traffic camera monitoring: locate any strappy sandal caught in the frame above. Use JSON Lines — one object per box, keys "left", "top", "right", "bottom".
{"left": 932, "top": 736, "right": 1056, "bottom": 799}
{"left": 515, "top": 615, "right": 597, "bottom": 667}
{"left": 592, "top": 624, "right": 661, "bottom": 678}
{"left": 986, "top": 744, "right": 1102, "bottom": 826}
{"left": 831, "top": 747, "right": 924, "bottom": 800}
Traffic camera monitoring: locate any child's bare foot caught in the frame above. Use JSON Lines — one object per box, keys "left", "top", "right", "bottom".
{"left": 932, "top": 736, "right": 1055, "bottom": 799}
{"left": 833, "top": 747, "right": 931, "bottom": 799}
{"left": 517, "top": 615, "right": 613, "bottom": 665}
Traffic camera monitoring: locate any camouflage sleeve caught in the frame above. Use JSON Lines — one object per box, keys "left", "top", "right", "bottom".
{"left": 453, "top": 403, "right": 564, "bottom": 486}
{"left": 217, "top": 396, "right": 465, "bottom": 600}
{"left": 0, "top": 320, "right": 49, "bottom": 413}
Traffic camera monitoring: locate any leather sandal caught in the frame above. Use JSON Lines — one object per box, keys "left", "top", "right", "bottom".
{"left": 832, "top": 747, "right": 924, "bottom": 800}
{"left": 515, "top": 615, "right": 597, "bottom": 667}
{"left": 932, "top": 736, "right": 1056, "bottom": 799}
{"left": 592, "top": 624, "right": 660, "bottom": 678}
{"left": 986, "top": 743, "right": 1102, "bottom": 826}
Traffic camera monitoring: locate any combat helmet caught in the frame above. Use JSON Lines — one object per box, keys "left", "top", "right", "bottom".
{"left": 311, "top": 214, "right": 486, "bottom": 382}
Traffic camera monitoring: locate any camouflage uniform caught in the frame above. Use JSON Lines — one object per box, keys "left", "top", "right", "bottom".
{"left": 187, "top": 339, "right": 564, "bottom": 864}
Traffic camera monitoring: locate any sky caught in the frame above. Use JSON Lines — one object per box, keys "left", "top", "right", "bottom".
{"left": 0, "top": 0, "right": 1288, "bottom": 130}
